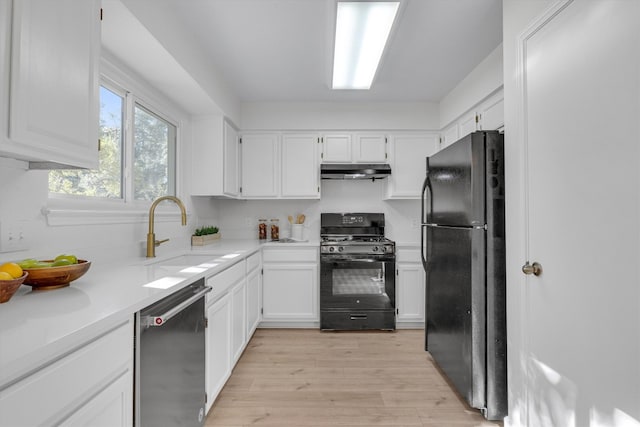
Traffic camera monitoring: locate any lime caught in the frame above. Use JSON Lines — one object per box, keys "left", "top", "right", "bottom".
{"left": 52, "top": 259, "right": 73, "bottom": 267}
{"left": 54, "top": 254, "right": 78, "bottom": 264}
{"left": 17, "top": 258, "right": 38, "bottom": 269}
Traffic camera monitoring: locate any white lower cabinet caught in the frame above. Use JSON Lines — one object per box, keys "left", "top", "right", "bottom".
{"left": 230, "top": 278, "right": 247, "bottom": 364}
{"left": 205, "top": 292, "right": 231, "bottom": 414}
{"left": 0, "top": 319, "right": 134, "bottom": 427}
{"left": 60, "top": 373, "right": 132, "bottom": 427}
{"left": 396, "top": 248, "right": 425, "bottom": 325}
{"left": 262, "top": 247, "right": 319, "bottom": 324}
{"left": 205, "top": 253, "right": 262, "bottom": 413}
{"left": 246, "top": 252, "right": 262, "bottom": 337}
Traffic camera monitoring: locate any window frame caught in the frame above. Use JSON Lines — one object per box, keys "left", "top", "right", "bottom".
{"left": 45, "top": 58, "right": 185, "bottom": 225}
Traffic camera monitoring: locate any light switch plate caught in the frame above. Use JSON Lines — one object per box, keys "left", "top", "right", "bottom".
{"left": 0, "top": 221, "right": 29, "bottom": 253}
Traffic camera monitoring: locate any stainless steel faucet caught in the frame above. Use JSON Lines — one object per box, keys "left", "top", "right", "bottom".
{"left": 146, "top": 196, "right": 187, "bottom": 257}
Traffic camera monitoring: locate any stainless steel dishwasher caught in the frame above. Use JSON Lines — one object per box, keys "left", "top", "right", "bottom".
{"left": 135, "top": 278, "right": 211, "bottom": 427}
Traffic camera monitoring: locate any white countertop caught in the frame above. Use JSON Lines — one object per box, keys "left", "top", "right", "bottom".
{"left": 0, "top": 239, "right": 318, "bottom": 388}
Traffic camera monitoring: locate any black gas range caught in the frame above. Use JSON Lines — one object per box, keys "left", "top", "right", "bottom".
{"left": 319, "top": 213, "right": 396, "bottom": 330}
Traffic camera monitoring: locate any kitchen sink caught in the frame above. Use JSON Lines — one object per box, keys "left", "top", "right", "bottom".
{"left": 149, "top": 254, "right": 223, "bottom": 267}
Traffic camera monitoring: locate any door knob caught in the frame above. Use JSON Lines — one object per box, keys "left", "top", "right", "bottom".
{"left": 522, "top": 261, "right": 542, "bottom": 276}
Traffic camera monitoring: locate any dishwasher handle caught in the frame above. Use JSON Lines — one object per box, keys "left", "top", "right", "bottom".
{"left": 142, "top": 286, "right": 212, "bottom": 327}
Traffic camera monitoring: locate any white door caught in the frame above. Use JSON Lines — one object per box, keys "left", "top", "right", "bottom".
{"left": 515, "top": 2, "right": 640, "bottom": 426}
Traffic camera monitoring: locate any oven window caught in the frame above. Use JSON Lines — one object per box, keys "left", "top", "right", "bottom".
{"left": 333, "top": 268, "right": 385, "bottom": 295}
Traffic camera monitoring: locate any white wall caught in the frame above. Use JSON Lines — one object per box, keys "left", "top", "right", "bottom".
{"left": 216, "top": 180, "right": 421, "bottom": 245}
{"left": 241, "top": 101, "right": 439, "bottom": 131}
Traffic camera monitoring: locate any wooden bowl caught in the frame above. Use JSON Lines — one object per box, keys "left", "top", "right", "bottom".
{"left": 0, "top": 272, "right": 28, "bottom": 303}
{"left": 23, "top": 260, "right": 91, "bottom": 290}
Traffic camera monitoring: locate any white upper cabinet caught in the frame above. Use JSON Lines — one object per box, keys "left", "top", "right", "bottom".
{"left": 281, "top": 134, "right": 320, "bottom": 198}
{"left": 353, "top": 133, "right": 387, "bottom": 163}
{"left": 240, "top": 132, "right": 320, "bottom": 199}
{"left": 321, "top": 134, "right": 351, "bottom": 162}
{"left": 1, "top": 0, "right": 101, "bottom": 168}
{"left": 477, "top": 91, "right": 504, "bottom": 132}
{"left": 321, "top": 132, "right": 387, "bottom": 163}
{"left": 241, "top": 133, "right": 279, "bottom": 198}
{"left": 223, "top": 120, "right": 241, "bottom": 197}
{"left": 441, "top": 89, "right": 504, "bottom": 150}
{"left": 191, "top": 116, "right": 240, "bottom": 198}
{"left": 385, "top": 133, "right": 439, "bottom": 199}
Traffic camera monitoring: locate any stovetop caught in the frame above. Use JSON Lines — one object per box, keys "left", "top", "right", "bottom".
{"left": 320, "top": 213, "right": 395, "bottom": 255}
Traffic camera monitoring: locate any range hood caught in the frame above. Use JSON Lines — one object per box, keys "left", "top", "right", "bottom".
{"left": 321, "top": 163, "right": 391, "bottom": 180}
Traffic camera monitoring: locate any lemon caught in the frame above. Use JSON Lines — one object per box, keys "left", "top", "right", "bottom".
{"left": 0, "top": 262, "right": 23, "bottom": 279}
{"left": 0, "top": 271, "right": 14, "bottom": 281}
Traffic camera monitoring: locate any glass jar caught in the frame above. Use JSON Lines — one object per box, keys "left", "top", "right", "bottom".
{"left": 258, "top": 219, "right": 267, "bottom": 240}
{"left": 270, "top": 218, "right": 280, "bottom": 241}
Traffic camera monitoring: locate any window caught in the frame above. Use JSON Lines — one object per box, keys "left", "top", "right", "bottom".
{"left": 49, "top": 83, "right": 177, "bottom": 203}
{"left": 133, "top": 104, "right": 176, "bottom": 201}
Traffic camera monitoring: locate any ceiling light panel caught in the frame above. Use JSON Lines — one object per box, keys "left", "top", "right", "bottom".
{"left": 332, "top": 1, "right": 400, "bottom": 90}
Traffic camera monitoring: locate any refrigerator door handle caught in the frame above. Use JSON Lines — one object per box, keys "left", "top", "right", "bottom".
{"left": 420, "top": 176, "right": 432, "bottom": 271}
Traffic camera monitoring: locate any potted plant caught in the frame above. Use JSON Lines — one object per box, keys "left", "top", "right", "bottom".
{"left": 191, "top": 226, "right": 220, "bottom": 246}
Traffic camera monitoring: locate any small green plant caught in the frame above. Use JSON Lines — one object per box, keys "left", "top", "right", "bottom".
{"left": 193, "top": 226, "right": 219, "bottom": 236}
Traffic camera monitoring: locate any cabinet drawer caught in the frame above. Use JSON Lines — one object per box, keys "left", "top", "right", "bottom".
{"left": 207, "top": 260, "right": 245, "bottom": 301}
{"left": 0, "top": 319, "right": 133, "bottom": 427}
{"left": 246, "top": 252, "right": 261, "bottom": 274}
{"left": 262, "top": 247, "right": 318, "bottom": 263}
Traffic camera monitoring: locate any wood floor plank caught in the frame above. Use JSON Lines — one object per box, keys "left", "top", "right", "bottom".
{"left": 205, "top": 329, "right": 503, "bottom": 427}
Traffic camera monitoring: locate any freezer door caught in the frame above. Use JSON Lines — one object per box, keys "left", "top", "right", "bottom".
{"left": 426, "top": 132, "right": 486, "bottom": 227}
{"left": 425, "top": 224, "right": 486, "bottom": 411}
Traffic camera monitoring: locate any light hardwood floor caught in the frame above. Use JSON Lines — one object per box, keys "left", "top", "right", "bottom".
{"left": 205, "top": 329, "right": 502, "bottom": 427}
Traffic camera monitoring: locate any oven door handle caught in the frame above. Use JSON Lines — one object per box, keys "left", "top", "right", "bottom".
{"left": 321, "top": 256, "right": 394, "bottom": 263}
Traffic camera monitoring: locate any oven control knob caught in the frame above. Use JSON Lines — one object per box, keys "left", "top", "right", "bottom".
{"left": 373, "top": 246, "right": 379, "bottom": 252}
{"left": 329, "top": 247, "right": 335, "bottom": 252}
{"left": 338, "top": 246, "right": 344, "bottom": 252}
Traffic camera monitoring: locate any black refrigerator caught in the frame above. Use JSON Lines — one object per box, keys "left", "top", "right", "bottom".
{"left": 420, "top": 130, "right": 507, "bottom": 420}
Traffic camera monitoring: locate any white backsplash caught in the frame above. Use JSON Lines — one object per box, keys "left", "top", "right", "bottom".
{"left": 215, "top": 180, "right": 421, "bottom": 244}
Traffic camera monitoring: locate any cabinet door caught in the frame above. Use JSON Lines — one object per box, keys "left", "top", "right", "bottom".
{"left": 246, "top": 267, "right": 262, "bottom": 338}
{"left": 321, "top": 134, "right": 351, "bottom": 162}
{"left": 478, "top": 92, "right": 504, "bottom": 131}
{"left": 386, "top": 133, "right": 439, "bottom": 199}
{"left": 223, "top": 120, "right": 240, "bottom": 197}
{"left": 230, "top": 279, "right": 247, "bottom": 364}
{"left": 262, "top": 264, "right": 318, "bottom": 321}
{"left": 7, "top": 0, "right": 100, "bottom": 168}
{"left": 60, "top": 373, "right": 132, "bottom": 427}
{"left": 241, "top": 134, "right": 279, "bottom": 198}
{"left": 353, "top": 133, "right": 387, "bottom": 163}
{"left": 205, "top": 294, "right": 231, "bottom": 414}
{"left": 441, "top": 123, "right": 459, "bottom": 150}
{"left": 281, "top": 134, "right": 320, "bottom": 198}
{"left": 396, "top": 263, "right": 425, "bottom": 323}
{"left": 458, "top": 111, "right": 478, "bottom": 140}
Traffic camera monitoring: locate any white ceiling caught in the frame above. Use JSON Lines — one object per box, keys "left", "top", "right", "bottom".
{"left": 104, "top": 0, "right": 502, "bottom": 107}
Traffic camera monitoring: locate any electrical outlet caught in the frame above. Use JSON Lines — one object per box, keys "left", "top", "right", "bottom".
{"left": 0, "top": 221, "right": 29, "bottom": 253}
